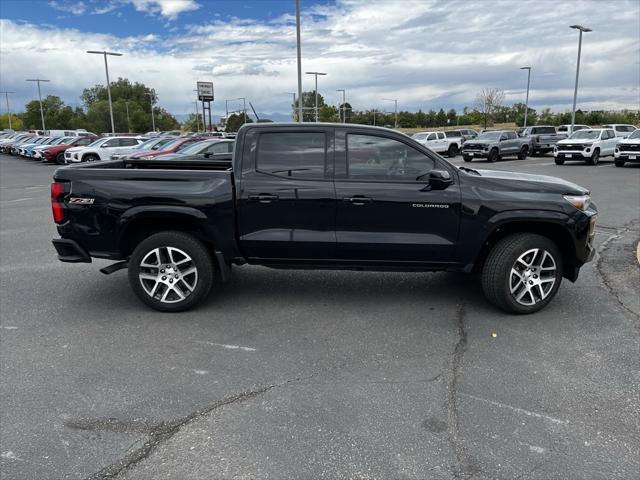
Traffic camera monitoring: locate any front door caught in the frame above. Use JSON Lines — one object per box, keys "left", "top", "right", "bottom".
{"left": 334, "top": 130, "right": 460, "bottom": 264}
{"left": 237, "top": 128, "right": 337, "bottom": 260}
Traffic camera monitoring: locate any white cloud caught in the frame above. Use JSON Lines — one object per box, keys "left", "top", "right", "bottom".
{"left": 48, "top": 0, "right": 87, "bottom": 15}
{"left": 1, "top": 0, "right": 639, "bottom": 118}
{"left": 129, "top": 0, "right": 201, "bottom": 20}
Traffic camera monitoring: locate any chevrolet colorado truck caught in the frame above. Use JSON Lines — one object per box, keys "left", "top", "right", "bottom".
{"left": 51, "top": 123, "right": 597, "bottom": 314}
{"left": 461, "top": 130, "right": 532, "bottom": 162}
{"left": 614, "top": 128, "right": 640, "bottom": 167}
{"left": 411, "top": 131, "right": 462, "bottom": 158}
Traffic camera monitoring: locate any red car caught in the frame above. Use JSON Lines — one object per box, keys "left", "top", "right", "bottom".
{"left": 40, "top": 136, "right": 98, "bottom": 164}
{"left": 128, "top": 137, "right": 205, "bottom": 160}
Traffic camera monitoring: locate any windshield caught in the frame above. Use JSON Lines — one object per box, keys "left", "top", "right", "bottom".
{"left": 160, "top": 139, "right": 185, "bottom": 150}
{"left": 570, "top": 130, "right": 600, "bottom": 140}
{"left": 412, "top": 133, "right": 430, "bottom": 140}
{"left": 150, "top": 138, "right": 173, "bottom": 150}
{"left": 86, "top": 138, "right": 106, "bottom": 148}
{"left": 627, "top": 129, "right": 640, "bottom": 139}
{"left": 477, "top": 132, "right": 501, "bottom": 141}
{"left": 60, "top": 137, "right": 76, "bottom": 144}
{"left": 179, "top": 141, "right": 214, "bottom": 154}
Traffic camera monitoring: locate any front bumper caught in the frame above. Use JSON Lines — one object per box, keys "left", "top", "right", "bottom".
{"left": 462, "top": 150, "right": 489, "bottom": 158}
{"left": 614, "top": 151, "right": 640, "bottom": 161}
{"left": 554, "top": 150, "right": 589, "bottom": 159}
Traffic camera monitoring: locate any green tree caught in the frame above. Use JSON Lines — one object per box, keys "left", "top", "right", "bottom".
{"left": 225, "top": 113, "right": 253, "bottom": 132}
{"left": 291, "top": 91, "right": 327, "bottom": 122}
{"left": 0, "top": 113, "right": 23, "bottom": 130}
{"left": 436, "top": 108, "right": 447, "bottom": 127}
{"left": 446, "top": 108, "right": 457, "bottom": 126}
{"left": 337, "top": 102, "right": 353, "bottom": 123}
{"left": 319, "top": 104, "right": 339, "bottom": 122}
{"left": 182, "top": 112, "right": 204, "bottom": 132}
{"left": 510, "top": 102, "right": 537, "bottom": 126}
{"left": 22, "top": 95, "right": 75, "bottom": 130}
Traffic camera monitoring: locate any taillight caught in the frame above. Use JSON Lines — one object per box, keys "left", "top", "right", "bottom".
{"left": 51, "top": 181, "right": 69, "bottom": 223}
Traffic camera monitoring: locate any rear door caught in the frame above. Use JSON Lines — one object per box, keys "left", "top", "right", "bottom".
{"left": 334, "top": 129, "right": 460, "bottom": 263}
{"left": 236, "top": 127, "right": 336, "bottom": 260}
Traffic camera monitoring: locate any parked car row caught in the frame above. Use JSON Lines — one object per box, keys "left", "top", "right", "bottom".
{"left": 554, "top": 127, "right": 640, "bottom": 166}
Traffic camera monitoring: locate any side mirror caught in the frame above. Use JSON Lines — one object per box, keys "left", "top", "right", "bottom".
{"left": 422, "top": 169, "right": 452, "bottom": 191}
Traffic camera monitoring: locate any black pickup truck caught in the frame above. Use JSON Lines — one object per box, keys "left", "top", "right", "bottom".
{"left": 51, "top": 123, "right": 597, "bottom": 314}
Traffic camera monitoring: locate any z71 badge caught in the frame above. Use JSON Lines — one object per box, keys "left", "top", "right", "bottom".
{"left": 68, "top": 197, "right": 95, "bottom": 205}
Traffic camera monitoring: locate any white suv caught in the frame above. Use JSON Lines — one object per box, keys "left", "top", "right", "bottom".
{"left": 65, "top": 137, "right": 143, "bottom": 163}
{"left": 601, "top": 124, "right": 637, "bottom": 138}
{"left": 554, "top": 128, "right": 619, "bottom": 165}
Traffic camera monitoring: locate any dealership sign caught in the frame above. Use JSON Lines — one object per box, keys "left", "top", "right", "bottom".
{"left": 197, "top": 81, "right": 214, "bottom": 101}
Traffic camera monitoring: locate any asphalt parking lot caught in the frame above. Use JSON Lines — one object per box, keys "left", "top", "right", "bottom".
{"left": 1, "top": 153, "right": 638, "bottom": 480}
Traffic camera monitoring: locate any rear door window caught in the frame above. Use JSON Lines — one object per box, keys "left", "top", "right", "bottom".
{"left": 256, "top": 132, "right": 327, "bottom": 179}
{"left": 119, "top": 138, "right": 138, "bottom": 147}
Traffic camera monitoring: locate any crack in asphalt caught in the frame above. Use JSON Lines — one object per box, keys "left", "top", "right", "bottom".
{"left": 83, "top": 384, "right": 277, "bottom": 480}
{"left": 595, "top": 220, "right": 639, "bottom": 324}
{"left": 80, "top": 370, "right": 326, "bottom": 480}
{"left": 446, "top": 303, "right": 479, "bottom": 480}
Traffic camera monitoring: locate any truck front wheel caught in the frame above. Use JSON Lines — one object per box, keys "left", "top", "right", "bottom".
{"left": 128, "top": 231, "right": 214, "bottom": 312}
{"left": 481, "top": 233, "right": 563, "bottom": 314}
{"left": 488, "top": 149, "right": 499, "bottom": 163}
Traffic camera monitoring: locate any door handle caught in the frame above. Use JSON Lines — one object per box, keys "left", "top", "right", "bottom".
{"left": 343, "top": 196, "right": 373, "bottom": 205}
{"left": 248, "top": 193, "right": 279, "bottom": 203}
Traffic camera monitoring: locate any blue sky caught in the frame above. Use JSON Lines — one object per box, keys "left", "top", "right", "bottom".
{"left": 1, "top": 0, "right": 639, "bottom": 119}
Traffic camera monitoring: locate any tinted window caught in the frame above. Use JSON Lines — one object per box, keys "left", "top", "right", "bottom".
{"left": 207, "top": 142, "right": 233, "bottom": 154}
{"left": 427, "top": 133, "right": 436, "bottom": 141}
{"left": 618, "top": 125, "right": 635, "bottom": 132}
{"left": 257, "top": 132, "right": 326, "bottom": 179}
{"left": 119, "top": 138, "right": 138, "bottom": 147}
{"left": 347, "top": 134, "right": 435, "bottom": 181}
{"left": 446, "top": 131, "right": 461, "bottom": 137}
{"left": 505, "top": 132, "right": 516, "bottom": 140}
{"left": 533, "top": 127, "right": 556, "bottom": 134}
{"left": 104, "top": 138, "right": 119, "bottom": 147}
{"left": 437, "top": 132, "right": 445, "bottom": 139}
{"left": 499, "top": 134, "right": 508, "bottom": 141}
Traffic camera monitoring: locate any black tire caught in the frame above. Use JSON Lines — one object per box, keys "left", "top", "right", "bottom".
{"left": 586, "top": 149, "right": 599, "bottom": 166}
{"left": 614, "top": 160, "right": 625, "bottom": 168}
{"left": 55, "top": 152, "right": 65, "bottom": 165}
{"left": 83, "top": 153, "right": 100, "bottom": 162}
{"left": 481, "top": 233, "right": 563, "bottom": 314}
{"left": 463, "top": 155, "right": 472, "bottom": 162}
{"left": 447, "top": 144, "right": 459, "bottom": 158}
{"left": 128, "top": 231, "right": 214, "bottom": 312}
{"left": 488, "top": 149, "right": 499, "bottom": 163}
{"left": 554, "top": 158, "right": 565, "bottom": 165}
{"left": 517, "top": 146, "right": 528, "bottom": 160}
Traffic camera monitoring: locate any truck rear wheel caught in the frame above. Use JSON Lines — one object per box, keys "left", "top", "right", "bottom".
{"left": 481, "top": 233, "right": 563, "bottom": 314}
{"left": 447, "top": 144, "right": 458, "bottom": 158}
{"left": 128, "top": 231, "right": 213, "bottom": 312}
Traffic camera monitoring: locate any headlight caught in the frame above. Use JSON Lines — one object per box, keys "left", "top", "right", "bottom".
{"left": 563, "top": 194, "right": 591, "bottom": 211}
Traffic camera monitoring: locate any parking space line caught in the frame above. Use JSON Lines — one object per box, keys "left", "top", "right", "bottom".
{"left": 460, "top": 392, "right": 569, "bottom": 425}
{"left": 0, "top": 197, "right": 34, "bottom": 204}
{"left": 195, "top": 340, "right": 257, "bottom": 352}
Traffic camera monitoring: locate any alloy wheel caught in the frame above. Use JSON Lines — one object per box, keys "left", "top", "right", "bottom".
{"left": 509, "top": 248, "right": 557, "bottom": 306}
{"left": 138, "top": 247, "right": 198, "bottom": 303}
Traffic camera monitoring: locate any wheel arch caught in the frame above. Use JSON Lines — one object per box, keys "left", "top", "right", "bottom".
{"left": 473, "top": 218, "right": 578, "bottom": 281}
{"left": 118, "top": 207, "right": 221, "bottom": 259}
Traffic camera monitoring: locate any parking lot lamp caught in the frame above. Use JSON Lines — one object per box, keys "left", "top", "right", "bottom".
{"left": 86, "top": 51, "right": 122, "bottom": 135}
{"left": 336, "top": 89, "right": 345, "bottom": 123}
{"left": 296, "top": 0, "right": 303, "bottom": 123}
{"left": 0, "top": 91, "right": 15, "bottom": 130}
{"left": 25, "top": 79, "right": 50, "bottom": 132}
{"left": 305, "top": 71, "right": 327, "bottom": 122}
{"left": 569, "top": 25, "right": 591, "bottom": 134}
{"left": 382, "top": 98, "right": 398, "bottom": 128}
{"left": 520, "top": 66, "right": 531, "bottom": 128}
{"left": 145, "top": 92, "right": 156, "bottom": 132}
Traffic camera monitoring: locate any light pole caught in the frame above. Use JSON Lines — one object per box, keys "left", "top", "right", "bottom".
{"left": 336, "top": 89, "right": 345, "bottom": 123}
{"left": 125, "top": 101, "right": 131, "bottom": 132}
{"left": 86, "top": 50, "right": 122, "bottom": 134}
{"left": 145, "top": 92, "right": 156, "bottom": 132}
{"left": 193, "top": 89, "right": 201, "bottom": 132}
{"left": 295, "top": 0, "right": 303, "bottom": 123}
{"left": 383, "top": 98, "right": 398, "bottom": 128}
{"left": 285, "top": 92, "right": 297, "bottom": 121}
{"left": 25, "top": 79, "right": 50, "bottom": 131}
{"left": 305, "top": 71, "right": 327, "bottom": 122}
{"left": 570, "top": 25, "right": 591, "bottom": 134}
{"left": 0, "top": 91, "right": 15, "bottom": 130}
{"left": 520, "top": 66, "right": 531, "bottom": 128}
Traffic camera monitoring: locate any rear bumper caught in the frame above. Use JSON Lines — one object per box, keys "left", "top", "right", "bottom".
{"left": 52, "top": 238, "right": 92, "bottom": 263}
